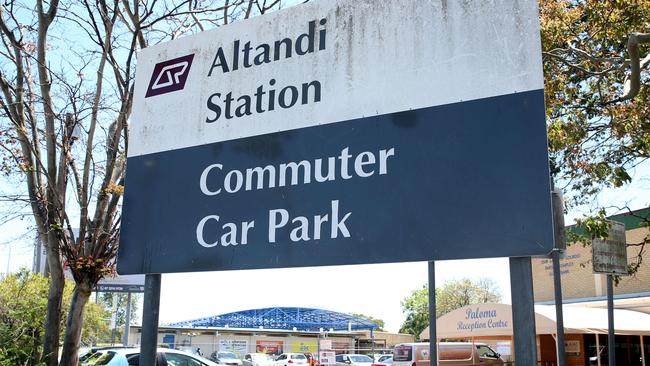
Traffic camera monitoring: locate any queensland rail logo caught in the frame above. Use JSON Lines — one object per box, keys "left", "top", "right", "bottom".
{"left": 145, "top": 54, "right": 195, "bottom": 98}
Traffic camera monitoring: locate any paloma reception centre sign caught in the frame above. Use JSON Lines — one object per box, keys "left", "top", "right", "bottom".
{"left": 118, "top": 0, "right": 554, "bottom": 274}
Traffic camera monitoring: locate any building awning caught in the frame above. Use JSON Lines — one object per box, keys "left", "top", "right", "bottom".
{"left": 420, "top": 303, "right": 650, "bottom": 340}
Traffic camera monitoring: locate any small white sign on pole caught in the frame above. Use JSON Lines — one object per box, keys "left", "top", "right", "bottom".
{"left": 319, "top": 340, "right": 332, "bottom": 350}
{"left": 592, "top": 221, "right": 628, "bottom": 275}
{"left": 319, "top": 351, "right": 336, "bottom": 365}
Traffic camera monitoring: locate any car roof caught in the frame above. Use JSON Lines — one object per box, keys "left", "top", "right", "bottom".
{"left": 107, "top": 347, "right": 199, "bottom": 355}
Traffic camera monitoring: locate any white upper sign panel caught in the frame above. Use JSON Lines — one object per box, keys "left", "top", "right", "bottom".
{"left": 129, "top": 0, "right": 543, "bottom": 157}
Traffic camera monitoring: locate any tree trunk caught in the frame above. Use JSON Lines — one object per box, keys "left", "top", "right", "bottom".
{"left": 59, "top": 281, "right": 92, "bottom": 366}
{"left": 43, "top": 232, "right": 64, "bottom": 366}
{"left": 30, "top": 328, "right": 42, "bottom": 366}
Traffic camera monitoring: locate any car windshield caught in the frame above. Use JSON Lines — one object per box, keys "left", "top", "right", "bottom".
{"left": 219, "top": 352, "right": 238, "bottom": 359}
{"left": 476, "top": 345, "right": 499, "bottom": 359}
{"left": 393, "top": 346, "right": 412, "bottom": 362}
{"left": 350, "top": 356, "right": 373, "bottom": 362}
{"left": 94, "top": 351, "right": 117, "bottom": 365}
{"left": 291, "top": 354, "right": 306, "bottom": 360}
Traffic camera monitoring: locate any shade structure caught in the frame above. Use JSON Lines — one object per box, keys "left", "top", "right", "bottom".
{"left": 168, "top": 307, "right": 379, "bottom": 332}
{"left": 420, "top": 303, "right": 650, "bottom": 339}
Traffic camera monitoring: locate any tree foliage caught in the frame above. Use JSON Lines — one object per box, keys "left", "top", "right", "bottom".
{"left": 436, "top": 278, "right": 501, "bottom": 316}
{"left": 0, "top": 270, "right": 109, "bottom": 366}
{"left": 542, "top": 0, "right": 650, "bottom": 204}
{"left": 398, "top": 285, "right": 430, "bottom": 337}
{"left": 540, "top": 0, "right": 650, "bottom": 273}
{"left": 399, "top": 278, "right": 501, "bottom": 338}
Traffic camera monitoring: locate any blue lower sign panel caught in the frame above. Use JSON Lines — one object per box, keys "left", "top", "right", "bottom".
{"left": 117, "top": 90, "right": 553, "bottom": 274}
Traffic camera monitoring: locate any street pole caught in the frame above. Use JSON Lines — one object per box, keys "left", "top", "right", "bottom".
{"left": 428, "top": 261, "right": 437, "bottom": 366}
{"left": 607, "top": 275, "right": 616, "bottom": 366}
{"left": 551, "top": 188, "right": 567, "bottom": 366}
{"left": 141, "top": 274, "right": 161, "bottom": 366}
{"left": 510, "top": 257, "right": 538, "bottom": 364}
{"left": 370, "top": 328, "right": 375, "bottom": 357}
{"left": 111, "top": 293, "right": 118, "bottom": 345}
{"left": 551, "top": 250, "right": 567, "bottom": 366}
{"left": 122, "top": 292, "right": 132, "bottom": 346}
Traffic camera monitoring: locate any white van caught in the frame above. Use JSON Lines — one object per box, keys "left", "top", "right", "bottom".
{"left": 392, "top": 342, "right": 504, "bottom": 366}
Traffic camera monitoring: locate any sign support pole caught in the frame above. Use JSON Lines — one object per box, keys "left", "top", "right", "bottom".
{"left": 428, "top": 261, "right": 437, "bottom": 366}
{"left": 551, "top": 250, "right": 566, "bottom": 366}
{"left": 551, "top": 188, "right": 567, "bottom": 366}
{"left": 141, "top": 274, "right": 161, "bottom": 366}
{"left": 122, "top": 292, "right": 132, "bottom": 346}
{"left": 607, "top": 274, "right": 616, "bottom": 366}
{"left": 641, "top": 335, "right": 645, "bottom": 366}
{"left": 596, "top": 333, "right": 601, "bottom": 366}
{"left": 111, "top": 293, "right": 118, "bottom": 345}
{"left": 370, "top": 328, "right": 375, "bottom": 357}
{"left": 509, "top": 257, "right": 538, "bottom": 364}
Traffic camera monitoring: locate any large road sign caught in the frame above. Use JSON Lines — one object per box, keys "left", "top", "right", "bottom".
{"left": 118, "top": 0, "right": 554, "bottom": 274}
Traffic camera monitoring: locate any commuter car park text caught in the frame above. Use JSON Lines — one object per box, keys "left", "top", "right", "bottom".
{"left": 196, "top": 147, "right": 395, "bottom": 247}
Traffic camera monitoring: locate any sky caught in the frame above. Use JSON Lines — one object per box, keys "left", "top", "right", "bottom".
{"left": 1, "top": 162, "right": 648, "bottom": 333}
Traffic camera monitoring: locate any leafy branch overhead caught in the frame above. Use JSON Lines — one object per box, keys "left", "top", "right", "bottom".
{"left": 541, "top": 0, "right": 650, "bottom": 207}
{"left": 541, "top": 0, "right": 650, "bottom": 277}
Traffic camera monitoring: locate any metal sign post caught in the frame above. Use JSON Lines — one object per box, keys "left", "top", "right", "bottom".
{"left": 510, "top": 257, "right": 538, "bottom": 365}
{"left": 551, "top": 188, "right": 567, "bottom": 366}
{"left": 428, "top": 261, "right": 437, "bottom": 366}
{"left": 607, "top": 275, "right": 616, "bottom": 366}
{"left": 122, "top": 292, "right": 132, "bottom": 346}
{"left": 592, "top": 220, "right": 628, "bottom": 366}
{"left": 141, "top": 274, "right": 161, "bottom": 366}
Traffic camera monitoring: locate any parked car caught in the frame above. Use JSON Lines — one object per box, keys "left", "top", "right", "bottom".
{"left": 243, "top": 353, "right": 275, "bottom": 366}
{"left": 80, "top": 346, "right": 139, "bottom": 365}
{"left": 372, "top": 355, "right": 391, "bottom": 363}
{"left": 372, "top": 355, "right": 392, "bottom": 366}
{"left": 211, "top": 351, "right": 244, "bottom": 365}
{"left": 334, "top": 354, "right": 374, "bottom": 366}
{"left": 274, "top": 353, "right": 309, "bottom": 366}
{"left": 392, "top": 342, "right": 504, "bottom": 366}
{"left": 80, "top": 347, "right": 220, "bottom": 366}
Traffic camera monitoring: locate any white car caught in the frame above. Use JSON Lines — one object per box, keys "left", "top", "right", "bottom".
{"left": 81, "top": 347, "right": 220, "bottom": 366}
{"left": 373, "top": 355, "right": 392, "bottom": 363}
{"left": 243, "top": 353, "right": 275, "bottom": 366}
{"left": 274, "top": 353, "right": 308, "bottom": 366}
{"left": 210, "top": 351, "right": 244, "bottom": 366}
{"left": 335, "top": 354, "right": 374, "bottom": 366}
